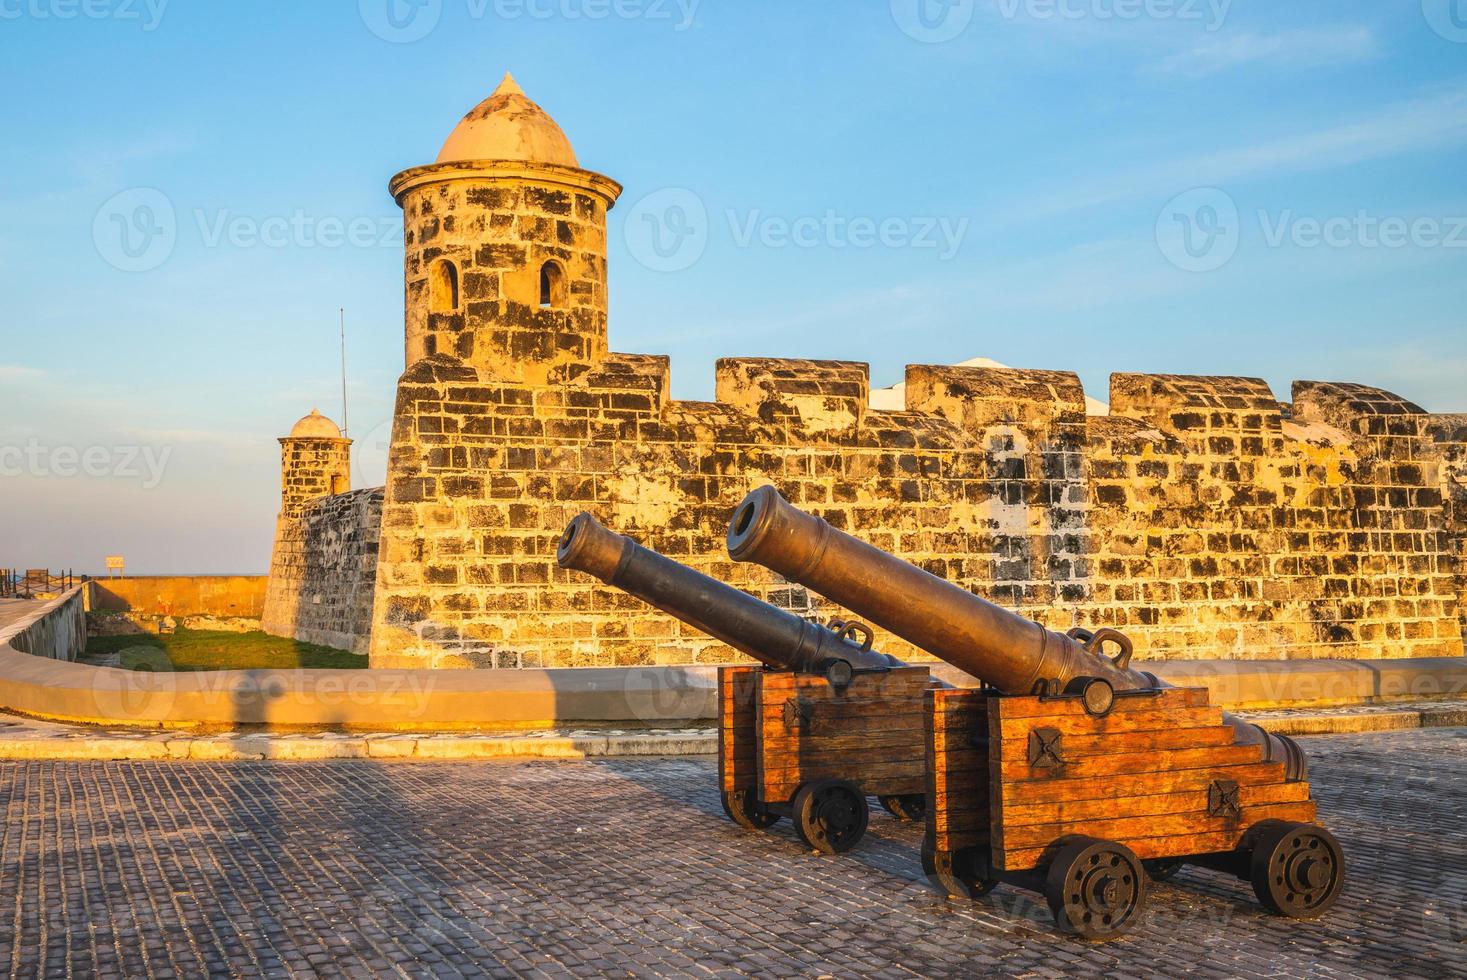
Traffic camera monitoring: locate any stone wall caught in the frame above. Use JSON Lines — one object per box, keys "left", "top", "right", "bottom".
{"left": 1416, "top": 411, "right": 1466, "bottom": 645}
{"left": 88, "top": 576, "right": 268, "bottom": 618}
{"left": 1086, "top": 377, "right": 1461, "bottom": 659}
{"left": 368, "top": 354, "right": 1465, "bottom": 669}
{"left": 262, "top": 489, "right": 383, "bottom": 655}
{"left": 4, "top": 586, "right": 86, "bottom": 662}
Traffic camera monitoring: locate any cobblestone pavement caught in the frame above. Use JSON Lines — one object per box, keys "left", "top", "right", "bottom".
{"left": 0, "top": 730, "right": 1463, "bottom": 978}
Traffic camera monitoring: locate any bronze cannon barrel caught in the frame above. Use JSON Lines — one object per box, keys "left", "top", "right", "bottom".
{"left": 557, "top": 513, "right": 903, "bottom": 675}
{"left": 726, "top": 486, "right": 1307, "bottom": 780}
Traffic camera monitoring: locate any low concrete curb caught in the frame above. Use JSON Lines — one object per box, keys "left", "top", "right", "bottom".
{"left": 3, "top": 593, "right": 1464, "bottom": 729}
{"left": 0, "top": 720, "right": 717, "bottom": 761}
{"left": 1241, "top": 703, "right": 1467, "bottom": 736}
{"left": 1, "top": 700, "right": 1464, "bottom": 761}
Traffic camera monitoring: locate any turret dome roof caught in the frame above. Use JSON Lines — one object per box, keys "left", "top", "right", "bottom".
{"left": 288, "top": 408, "right": 343, "bottom": 439}
{"left": 435, "top": 73, "right": 579, "bottom": 167}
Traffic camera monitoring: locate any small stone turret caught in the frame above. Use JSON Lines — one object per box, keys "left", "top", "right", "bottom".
{"left": 278, "top": 409, "right": 351, "bottom": 520}
{"left": 389, "top": 73, "right": 622, "bottom": 384}
{"left": 263, "top": 409, "right": 379, "bottom": 654}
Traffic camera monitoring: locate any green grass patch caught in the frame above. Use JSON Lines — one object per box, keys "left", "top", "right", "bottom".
{"left": 83, "top": 629, "right": 367, "bottom": 672}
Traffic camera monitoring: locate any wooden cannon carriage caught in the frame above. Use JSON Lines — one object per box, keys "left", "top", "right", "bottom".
{"left": 924, "top": 682, "right": 1341, "bottom": 938}
{"left": 727, "top": 485, "right": 1345, "bottom": 939}
{"left": 718, "top": 663, "right": 931, "bottom": 853}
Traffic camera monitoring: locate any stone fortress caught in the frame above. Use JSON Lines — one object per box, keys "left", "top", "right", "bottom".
{"left": 262, "top": 74, "right": 1467, "bottom": 670}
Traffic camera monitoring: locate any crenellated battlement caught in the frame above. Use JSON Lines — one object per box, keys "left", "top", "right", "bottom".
{"left": 1293, "top": 380, "right": 1427, "bottom": 430}
{"left": 362, "top": 343, "right": 1467, "bottom": 669}
{"left": 906, "top": 364, "right": 1086, "bottom": 432}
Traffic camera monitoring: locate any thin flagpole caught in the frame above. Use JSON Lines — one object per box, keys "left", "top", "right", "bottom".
{"left": 340, "top": 307, "right": 349, "bottom": 438}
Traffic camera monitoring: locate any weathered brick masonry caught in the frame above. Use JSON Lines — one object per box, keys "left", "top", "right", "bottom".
{"left": 1088, "top": 377, "right": 1465, "bottom": 659}
{"left": 367, "top": 354, "right": 1467, "bottom": 668}
{"left": 1425, "top": 414, "right": 1467, "bottom": 640}
{"left": 262, "top": 76, "right": 1467, "bottom": 669}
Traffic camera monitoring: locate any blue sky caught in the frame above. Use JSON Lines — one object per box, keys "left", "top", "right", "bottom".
{"left": 1, "top": 0, "right": 1465, "bottom": 573}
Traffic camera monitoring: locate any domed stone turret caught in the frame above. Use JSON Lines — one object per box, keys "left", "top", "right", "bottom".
{"left": 278, "top": 409, "right": 351, "bottom": 518}
{"left": 288, "top": 408, "right": 344, "bottom": 440}
{"left": 389, "top": 72, "right": 621, "bottom": 384}
{"left": 436, "top": 73, "right": 579, "bottom": 167}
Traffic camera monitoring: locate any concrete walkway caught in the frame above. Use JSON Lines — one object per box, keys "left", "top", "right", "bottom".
{"left": 2, "top": 696, "right": 1466, "bottom": 761}
{"left": 0, "top": 597, "right": 41, "bottom": 628}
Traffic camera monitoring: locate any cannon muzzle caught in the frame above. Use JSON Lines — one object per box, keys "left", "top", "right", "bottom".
{"left": 558, "top": 513, "right": 903, "bottom": 676}
{"left": 727, "top": 486, "right": 1307, "bottom": 780}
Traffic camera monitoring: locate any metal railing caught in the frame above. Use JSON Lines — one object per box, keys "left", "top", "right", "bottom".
{"left": 0, "top": 569, "right": 78, "bottom": 599}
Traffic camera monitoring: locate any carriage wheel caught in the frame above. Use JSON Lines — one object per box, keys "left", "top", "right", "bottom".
{"left": 879, "top": 794, "right": 927, "bottom": 822}
{"left": 1249, "top": 821, "right": 1344, "bottom": 919}
{"left": 920, "top": 836, "right": 999, "bottom": 900}
{"left": 1143, "top": 858, "right": 1186, "bottom": 882}
{"left": 792, "top": 779, "right": 869, "bottom": 854}
{"left": 720, "top": 789, "right": 779, "bottom": 830}
{"left": 1045, "top": 837, "right": 1148, "bottom": 940}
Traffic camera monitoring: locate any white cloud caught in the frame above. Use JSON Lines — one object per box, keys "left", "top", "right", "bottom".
{"left": 1150, "top": 28, "right": 1379, "bottom": 78}
{"left": 0, "top": 364, "right": 45, "bottom": 384}
{"left": 117, "top": 426, "right": 268, "bottom": 454}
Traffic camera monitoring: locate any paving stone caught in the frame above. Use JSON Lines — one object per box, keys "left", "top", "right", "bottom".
{"left": 0, "top": 730, "right": 1462, "bottom": 977}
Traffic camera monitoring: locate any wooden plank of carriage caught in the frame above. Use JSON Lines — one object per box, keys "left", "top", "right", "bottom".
{"left": 758, "top": 729, "right": 929, "bottom": 753}
{"left": 755, "top": 666, "right": 931, "bottom": 803}
{"left": 993, "top": 800, "right": 1320, "bottom": 852}
{"left": 991, "top": 706, "right": 1226, "bottom": 741}
{"left": 932, "top": 803, "right": 989, "bottom": 836}
{"left": 756, "top": 699, "right": 928, "bottom": 728}
{"left": 1001, "top": 780, "right": 1312, "bottom": 827}
{"left": 756, "top": 666, "right": 931, "bottom": 696}
{"left": 760, "top": 759, "right": 927, "bottom": 803}
{"left": 994, "top": 744, "right": 1269, "bottom": 782}
{"left": 994, "top": 726, "right": 1237, "bottom": 758}
{"left": 1000, "top": 762, "right": 1295, "bottom": 807}
{"left": 988, "top": 686, "right": 1212, "bottom": 719}
{"left": 755, "top": 669, "right": 930, "bottom": 726}
{"left": 926, "top": 687, "right": 991, "bottom": 857}
{"left": 719, "top": 666, "right": 759, "bottom": 796}
{"left": 998, "top": 811, "right": 1321, "bottom": 872}
{"left": 760, "top": 740, "right": 926, "bottom": 768}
